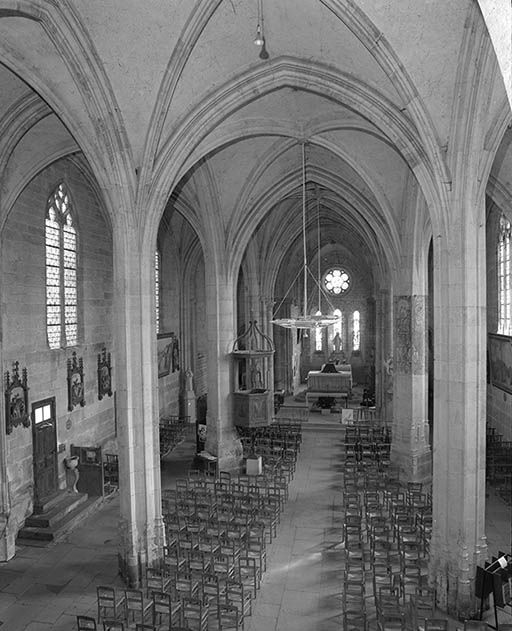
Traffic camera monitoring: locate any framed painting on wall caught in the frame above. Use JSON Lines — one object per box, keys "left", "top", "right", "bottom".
{"left": 157, "top": 332, "right": 173, "bottom": 378}
{"left": 5, "top": 361, "right": 30, "bottom": 434}
{"left": 97, "top": 347, "right": 113, "bottom": 400}
{"left": 488, "top": 332, "right": 512, "bottom": 394}
{"left": 67, "top": 351, "right": 85, "bottom": 411}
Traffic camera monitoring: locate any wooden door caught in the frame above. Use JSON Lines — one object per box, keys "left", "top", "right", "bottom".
{"left": 32, "top": 398, "right": 58, "bottom": 505}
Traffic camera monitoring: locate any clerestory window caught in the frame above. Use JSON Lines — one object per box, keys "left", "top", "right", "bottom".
{"left": 352, "top": 310, "right": 360, "bottom": 351}
{"left": 314, "top": 310, "right": 323, "bottom": 351}
{"left": 498, "top": 215, "right": 512, "bottom": 336}
{"left": 155, "top": 249, "right": 161, "bottom": 333}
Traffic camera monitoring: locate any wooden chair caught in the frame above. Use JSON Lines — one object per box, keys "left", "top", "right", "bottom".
{"left": 102, "top": 621, "right": 125, "bottom": 631}
{"left": 343, "top": 610, "right": 367, "bottom": 631}
{"left": 124, "top": 589, "right": 152, "bottom": 627}
{"left": 217, "top": 601, "right": 241, "bottom": 631}
{"left": 151, "top": 590, "right": 183, "bottom": 629}
{"left": 162, "top": 545, "right": 187, "bottom": 577}
{"left": 96, "top": 586, "right": 125, "bottom": 623}
{"left": 103, "top": 453, "right": 119, "bottom": 487}
{"left": 407, "top": 593, "right": 435, "bottom": 631}
{"left": 226, "top": 580, "right": 252, "bottom": 629}
{"left": 174, "top": 572, "right": 201, "bottom": 600}
{"left": 145, "top": 567, "right": 172, "bottom": 598}
{"left": 77, "top": 616, "right": 97, "bottom": 630}
{"left": 377, "top": 611, "right": 406, "bottom": 630}
{"left": 182, "top": 596, "right": 209, "bottom": 631}
{"left": 239, "top": 556, "right": 259, "bottom": 598}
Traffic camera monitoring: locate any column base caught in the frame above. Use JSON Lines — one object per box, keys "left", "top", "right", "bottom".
{"left": 206, "top": 425, "right": 243, "bottom": 473}
{"left": 430, "top": 541, "right": 482, "bottom": 620}
{"left": 0, "top": 514, "right": 15, "bottom": 562}
{"left": 180, "top": 392, "right": 197, "bottom": 425}
{"left": 217, "top": 432, "right": 244, "bottom": 473}
{"left": 391, "top": 436, "right": 432, "bottom": 485}
{"left": 118, "top": 515, "right": 165, "bottom": 588}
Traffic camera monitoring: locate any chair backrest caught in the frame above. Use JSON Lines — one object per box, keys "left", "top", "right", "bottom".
{"left": 424, "top": 619, "right": 448, "bottom": 631}
{"left": 125, "top": 588, "right": 144, "bottom": 609}
{"left": 103, "top": 621, "right": 125, "bottom": 631}
{"left": 463, "top": 622, "right": 489, "bottom": 631}
{"left": 379, "top": 611, "right": 406, "bottom": 630}
{"left": 151, "top": 590, "right": 170, "bottom": 610}
{"left": 77, "top": 615, "right": 97, "bottom": 630}
{"left": 146, "top": 567, "right": 166, "bottom": 594}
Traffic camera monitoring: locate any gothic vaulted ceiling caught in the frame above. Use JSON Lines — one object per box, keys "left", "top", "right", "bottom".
{"left": 0, "top": 1, "right": 510, "bottom": 293}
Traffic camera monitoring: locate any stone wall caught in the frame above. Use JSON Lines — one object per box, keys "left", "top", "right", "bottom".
{"left": 1, "top": 158, "right": 114, "bottom": 537}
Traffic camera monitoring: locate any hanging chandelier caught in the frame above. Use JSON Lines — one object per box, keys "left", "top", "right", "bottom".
{"left": 272, "top": 143, "right": 340, "bottom": 330}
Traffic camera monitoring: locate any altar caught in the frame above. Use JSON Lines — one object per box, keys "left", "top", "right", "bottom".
{"left": 305, "top": 363, "right": 353, "bottom": 409}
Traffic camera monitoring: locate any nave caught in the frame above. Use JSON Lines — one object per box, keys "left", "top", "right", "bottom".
{"left": 0, "top": 408, "right": 510, "bottom": 631}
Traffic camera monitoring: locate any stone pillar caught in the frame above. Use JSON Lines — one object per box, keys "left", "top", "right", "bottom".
{"left": 114, "top": 224, "right": 165, "bottom": 586}
{"left": 181, "top": 369, "right": 197, "bottom": 425}
{"left": 0, "top": 400, "right": 15, "bottom": 561}
{"left": 262, "top": 296, "right": 275, "bottom": 403}
{"left": 204, "top": 265, "right": 243, "bottom": 471}
{"left": 429, "top": 218, "right": 487, "bottom": 617}
{"left": 0, "top": 277, "right": 17, "bottom": 561}
{"left": 376, "top": 289, "right": 393, "bottom": 422}
{"left": 391, "top": 294, "right": 431, "bottom": 483}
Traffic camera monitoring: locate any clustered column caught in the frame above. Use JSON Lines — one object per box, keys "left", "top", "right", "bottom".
{"left": 391, "top": 294, "right": 431, "bottom": 483}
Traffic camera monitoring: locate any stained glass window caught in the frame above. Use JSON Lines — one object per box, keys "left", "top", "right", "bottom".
{"left": 45, "top": 183, "right": 77, "bottom": 348}
{"left": 498, "top": 216, "right": 512, "bottom": 336}
{"left": 352, "top": 310, "right": 360, "bottom": 351}
{"left": 314, "top": 310, "right": 323, "bottom": 351}
{"left": 330, "top": 309, "right": 343, "bottom": 350}
{"left": 323, "top": 267, "right": 351, "bottom": 295}
{"left": 155, "top": 249, "right": 161, "bottom": 333}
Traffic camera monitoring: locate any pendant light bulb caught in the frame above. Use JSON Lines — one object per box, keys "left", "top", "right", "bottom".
{"left": 254, "top": 24, "right": 264, "bottom": 46}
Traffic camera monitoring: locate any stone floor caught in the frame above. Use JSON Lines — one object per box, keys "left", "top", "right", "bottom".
{"left": 0, "top": 408, "right": 510, "bottom": 630}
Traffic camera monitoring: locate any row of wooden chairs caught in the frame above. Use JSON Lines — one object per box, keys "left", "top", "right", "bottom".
{"left": 158, "top": 442, "right": 297, "bottom": 629}
{"left": 103, "top": 453, "right": 119, "bottom": 491}
{"left": 91, "top": 573, "right": 250, "bottom": 630}
{"left": 340, "top": 423, "right": 438, "bottom": 631}
{"left": 77, "top": 617, "right": 179, "bottom": 631}
{"left": 159, "top": 415, "right": 190, "bottom": 458}
{"left": 486, "top": 423, "right": 512, "bottom": 506}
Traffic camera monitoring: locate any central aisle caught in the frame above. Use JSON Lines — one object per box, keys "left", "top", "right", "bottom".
{"left": 246, "top": 430, "right": 345, "bottom": 631}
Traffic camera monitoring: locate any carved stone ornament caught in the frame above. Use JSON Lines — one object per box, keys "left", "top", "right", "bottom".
{"left": 5, "top": 361, "right": 30, "bottom": 434}
{"left": 67, "top": 351, "right": 85, "bottom": 412}
{"left": 97, "top": 347, "right": 112, "bottom": 401}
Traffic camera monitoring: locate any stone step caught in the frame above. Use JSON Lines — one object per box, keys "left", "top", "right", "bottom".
{"left": 33, "top": 490, "right": 68, "bottom": 515}
{"left": 25, "top": 492, "right": 88, "bottom": 528}
{"left": 302, "top": 421, "right": 344, "bottom": 432}
{"left": 16, "top": 494, "right": 103, "bottom": 546}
